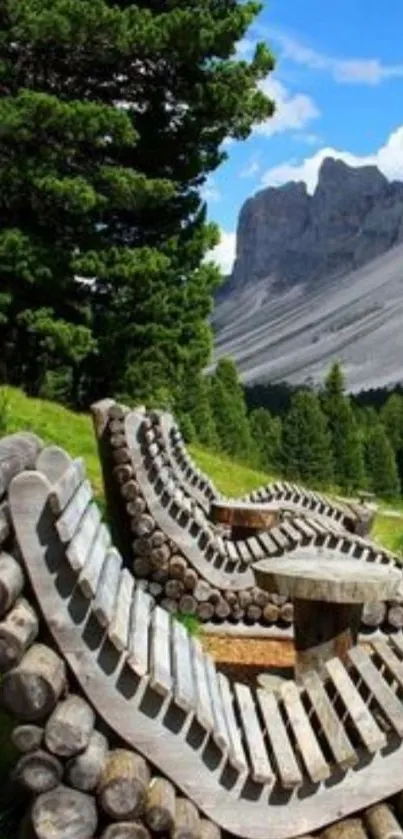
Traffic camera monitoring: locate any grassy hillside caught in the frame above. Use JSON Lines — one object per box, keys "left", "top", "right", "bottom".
{"left": 1, "top": 386, "right": 402, "bottom": 555}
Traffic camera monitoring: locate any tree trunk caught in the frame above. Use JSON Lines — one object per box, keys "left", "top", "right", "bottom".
{"left": 14, "top": 749, "right": 63, "bottom": 793}
{"left": 12, "top": 724, "right": 43, "bottom": 753}
{"left": 31, "top": 785, "right": 98, "bottom": 839}
{"left": 66, "top": 729, "right": 108, "bottom": 792}
{"left": 99, "top": 750, "right": 150, "bottom": 820}
{"left": 0, "top": 644, "right": 66, "bottom": 721}
{"left": 45, "top": 695, "right": 95, "bottom": 757}
{"left": 0, "top": 552, "right": 24, "bottom": 618}
{"left": 0, "top": 598, "right": 39, "bottom": 672}
{"left": 172, "top": 798, "right": 200, "bottom": 839}
{"left": 145, "top": 777, "right": 175, "bottom": 832}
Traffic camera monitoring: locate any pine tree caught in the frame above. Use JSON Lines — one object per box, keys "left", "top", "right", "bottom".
{"left": 321, "top": 362, "right": 365, "bottom": 492}
{"left": 177, "top": 373, "right": 218, "bottom": 450}
{"left": 210, "top": 358, "right": 256, "bottom": 462}
{"left": 249, "top": 408, "right": 282, "bottom": 472}
{"left": 381, "top": 393, "right": 403, "bottom": 453}
{"left": 365, "top": 424, "right": 400, "bottom": 498}
{"left": 282, "top": 390, "right": 333, "bottom": 485}
{"left": 0, "top": 0, "right": 275, "bottom": 405}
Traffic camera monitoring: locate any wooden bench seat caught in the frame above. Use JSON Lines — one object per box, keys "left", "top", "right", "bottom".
{"left": 8, "top": 444, "right": 403, "bottom": 839}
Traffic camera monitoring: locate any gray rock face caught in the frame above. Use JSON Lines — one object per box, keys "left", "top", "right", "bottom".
{"left": 212, "top": 158, "right": 403, "bottom": 392}
{"left": 225, "top": 158, "right": 403, "bottom": 296}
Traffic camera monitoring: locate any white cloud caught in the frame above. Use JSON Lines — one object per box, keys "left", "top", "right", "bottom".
{"left": 266, "top": 27, "right": 403, "bottom": 85}
{"left": 206, "top": 230, "right": 236, "bottom": 275}
{"left": 200, "top": 178, "right": 221, "bottom": 203}
{"left": 240, "top": 158, "right": 260, "bottom": 178}
{"left": 255, "top": 76, "right": 320, "bottom": 137}
{"left": 236, "top": 38, "right": 256, "bottom": 59}
{"left": 296, "top": 132, "right": 323, "bottom": 146}
{"left": 261, "top": 124, "right": 403, "bottom": 194}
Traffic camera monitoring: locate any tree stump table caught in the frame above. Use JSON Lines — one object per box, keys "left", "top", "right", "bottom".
{"left": 253, "top": 548, "right": 402, "bottom": 681}
{"left": 209, "top": 500, "right": 279, "bottom": 540}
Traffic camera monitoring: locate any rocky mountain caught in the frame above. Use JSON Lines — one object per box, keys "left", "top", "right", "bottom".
{"left": 212, "top": 158, "right": 403, "bottom": 392}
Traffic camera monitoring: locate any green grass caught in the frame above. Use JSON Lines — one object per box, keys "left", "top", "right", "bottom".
{"left": 2, "top": 385, "right": 403, "bottom": 555}
{"left": 189, "top": 443, "right": 275, "bottom": 497}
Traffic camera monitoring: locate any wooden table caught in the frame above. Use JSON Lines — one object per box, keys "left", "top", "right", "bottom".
{"left": 253, "top": 549, "right": 402, "bottom": 681}
{"left": 209, "top": 500, "right": 279, "bottom": 540}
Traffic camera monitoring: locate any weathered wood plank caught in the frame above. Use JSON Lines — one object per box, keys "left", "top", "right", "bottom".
{"left": 78, "top": 523, "right": 111, "bottom": 598}
{"left": 234, "top": 683, "right": 273, "bottom": 785}
{"left": 301, "top": 670, "right": 358, "bottom": 770}
{"left": 56, "top": 480, "right": 93, "bottom": 543}
{"left": 190, "top": 637, "right": 215, "bottom": 733}
{"left": 172, "top": 618, "right": 195, "bottom": 712}
{"left": 218, "top": 672, "right": 247, "bottom": 773}
{"left": 325, "top": 657, "right": 387, "bottom": 753}
{"left": 66, "top": 503, "right": 102, "bottom": 573}
{"left": 36, "top": 446, "right": 71, "bottom": 484}
{"left": 348, "top": 646, "right": 403, "bottom": 736}
{"left": 256, "top": 688, "right": 303, "bottom": 789}
{"left": 280, "top": 681, "right": 330, "bottom": 783}
{"left": 149, "top": 606, "right": 172, "bottom": 696}
{"left": 127, "top": 585, "right": 152, "bottom": 677}
{"left": 92, "top": 547, "right": 122, "bottom": 628}
{"left": 49, "top": 459, "right": 86, "bottom": 514}
{"left": 108, "top": 569, "right": 134, "bottom": 652}
{"left": 204, "top": 653, "right": 230, "bottom": 753}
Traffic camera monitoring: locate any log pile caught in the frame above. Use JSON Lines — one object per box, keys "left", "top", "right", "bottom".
{"left": 104, "top": 404, "right": 403, "bottom": 633}
{"left": 0, "top": 506, "right": 221, "bottom": 839}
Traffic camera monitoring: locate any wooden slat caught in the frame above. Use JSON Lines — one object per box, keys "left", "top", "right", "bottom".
{"left": 225, "top": 541, "right": 239, "bottom": 563}
{"left": 257, "top": 531, "right": 278, "bottom": 556}
{"left": 235, "top": 540, "right": 253, "bottom": 563}
{"left": 292, "top": 518, "right": 316, "bottom": 541}
{"left": 0, "top": 501, "right": 9, "bottom": 544}
{"left": 301, "top": 670, "right": 358, "bottom": 770}
{"left": 269, "top": 527, "right": 290, "bottom": 551}
{"left": 234, "top": 683, "right": 273, "bottom": 785}
{"left": 190, "top": 637, "right": 215, "bottom": 733}
{"left": 256, "top": 688, "right": 303, "bottom": 788}
{"left": 373, "top": 638, "right": 403, "bottom": 689}
{"left": 279, "top": 519, "right": 302, "bottom": 544}
{"left": 108, "top": 568, "right": 134, "bottom": 652}
{"left": 66, "top": 503, "right": 101, "bottom": 572}
{"left": 127, "top": 585, "right": 152, "bottom": 677}
{"left": 92, "top": 547, "right": 122, "bottom": 627}
{"left": 48, "top": 458, "right": 86, "bottom": 514}
{"left": 244, "top": 536, "right": 264, "bottom": 561}
{"left": 391, "top": 634, "right": 403, "bottom": 658}
{"left": 56, "top": 480, "right": 93, "bottom": 543}
{"left": 172, "top": 618, "right": 195, "bottom": 712}
{"left": 204, "top": 653, "right": 230, "bottom": 753}
{"left": 218, "top": 673, "right": 248, "bottom": 773}
{"left": 305, "top": 516, "right": 327, "bottom": 536}
{"left": 149, "top": 606, "right": 172, "bottom": 696}
{"left": 348, "top": 646, "right": 403, "bottom": 736}
{"left": 325, "top": 657, "right": 387, "bottom": 753}
{"left": 78, "top": 523, "right": 111, "bottom": 598}
{"left": 280, "top": 681, "right": 330, "bottom": 783}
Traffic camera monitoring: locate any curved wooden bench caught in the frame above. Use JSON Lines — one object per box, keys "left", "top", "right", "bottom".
{"left": 8, "top": 445, "right": 403, "bottom": 839}
{"left": 153, "top": 411, "right": 374, "bottom": 535}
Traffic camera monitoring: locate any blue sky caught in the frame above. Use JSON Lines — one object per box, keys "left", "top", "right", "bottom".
{"left": 207, "top": 0, "right": 403, "bottom": 273}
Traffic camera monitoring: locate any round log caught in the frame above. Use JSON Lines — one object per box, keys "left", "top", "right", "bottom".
{"left": 99, "top": 750, "right": 150, "bottom": 820}
{"left": 207, "top": 590, "right": 221, "bottom": 607}
{"left": 12, "top": 723, "right": 43, "bottom": 753}
{"left": 238, "top": 590, "right": 252, "bottom": 609}
{"left": 113, "top": 448, "right": 131, "bottom": 465}
{"left": 0, "top": 552, "right": 24, "bottom": 618}
{"left": 361, "top": 601, "right": 386, "bottom": 628}
{"left": 193, "top": 581, "right": 211, "bottom": 603}
{"left": 149, "top": 545, "right": 171, "bottom": 568}
{"left": 215, "top": 599, "right": 231, "bottom": 620}
{"left": 101, "top": 824, "right": 151, "bottom": 839}
{"left": 165, "top": 580, "right": 184, "bottom": 600}
{"left": 322, "top": 819, "right": 367, "bottom": 839}
{"left": 120, "top": 479, "right": 139, "bottom": 499}
{"left": 169, "top": 556, "right": 187, "bottom": 580}
{"left": 196, "top": 602, "right": 214, "bottom": 621}
{"left": 66, "top": 729, "right": 108, "bottom": 792}
{"left": 183, "top": 569, "right": 197, "bottom": 592}
{"left": 110, "top": 433, "right": 126, "bottom": 449}
{"left": 178, "top": 595, "right": 197, "bottom": 615}
{"left": 109, "top": 404, "right": 130, "bottom": 420}
{"left": 32, "top": 785, "right": 98, "bottom": 839}
{"left": 113, "top": 466, "right": 134, "bottom": 486}
{"left": 145, "top": 777, "right": 175, "bottom": 832}
{"left": 280, "top": 602, "right": 294, "bottom": 623}
{"left": 127, "top": 498, "right": 147, "bottom": 518}
{"left": 149, "top": 531, "right": 166, "bottom": 549}
{"left": 109, "top": 419, "right": 124, "bottom": 434}
{"left": 262, "top": 603, "right": 280, "bottom": 624}
{"left": 363, "top": 803, "right": 403, "bottom": 839}
{"left": 172, "top": 798, "right": 200, "bottom": 839}
{"left": 388, "top": 603, "right": 403, "bottom": 629}
{"left": 270, "top": 593, "right": 288, "bottom": 606}
{"left": 252, "top": 588, "right": 269, "bottom": 608}
{"left": 148, "top": 582, "right": 163, "bottom": 598}
{"left": 224, "top": 591, "right": 237, "bottom": 606}
{"left": 14, "top": 749, "right": 63, "bottom": 793}
{"left": 134, "top": 516, "right": 155, "bottom": 538}
{"left": 0, "top": 433, "right": 42, "bottom": 497}
{"left": 0, "top": 643, "right": 66, "bottom": 721}
{"left": 0, "top": 597, "right": 39, "bottom": 672}
{"left": 246, "top": 604, "right": 262, "bottom": 623}
{"left": 133, "top": 558, "right": 152, "bottom": 578}
{"left": 230, "top": 606, "right": 245, "bottom": 622}
{"left": 45, "top": 695, "right": 95, "bottom": 757}
{"left": 132, "top": 538, "right": 152, "bottom": 558}
{"left": 160, "top": 598, "right": 178, "bottom": 614}
{"left": 151, "top": 569, "right": 169, "bottom": 584}
{"left": 199, "top": 820, "right": 221, "bottom": 839}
